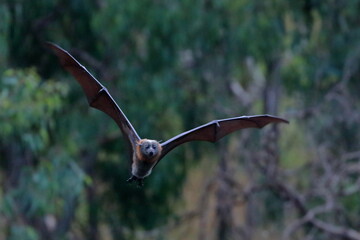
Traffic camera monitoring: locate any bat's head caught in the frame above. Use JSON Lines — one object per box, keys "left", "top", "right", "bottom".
{"left": 137, "top": 139, "right": 162, "bottom": 162}
{"left": 132, "top": 139, "right": 162, "bottom": 179}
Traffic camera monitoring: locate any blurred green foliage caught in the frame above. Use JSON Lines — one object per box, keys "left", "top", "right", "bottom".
{"left": 0, "top": 69, "right": 67, "bottom": 151}
{"left": 8, "top": 225, "right": 39, "bottom": 240}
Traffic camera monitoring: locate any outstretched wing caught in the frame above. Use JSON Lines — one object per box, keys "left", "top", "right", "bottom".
{"left": 159, "top": 115, "right": 288, "bottom": 159}
{"left": 47, "top": 42, "right": 140, "bottom": 152}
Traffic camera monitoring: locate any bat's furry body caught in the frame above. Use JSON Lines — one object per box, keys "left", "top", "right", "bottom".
{"left": 47, "top": 42, "right": 288, "bottom": 186}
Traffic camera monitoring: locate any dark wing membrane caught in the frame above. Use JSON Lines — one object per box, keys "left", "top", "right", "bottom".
{"left": 47, "top": 42, "right": 140, "bottom": 150}
{"left": 160, "top": 115, "right": 288, "bottom": 159}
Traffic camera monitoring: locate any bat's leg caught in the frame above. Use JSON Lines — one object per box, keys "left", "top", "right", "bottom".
{"left": 136, "top": 178, "right": 144, "bottom": 187}
{"left": 126, "top": 175, "right": 137, "bottom": 183}
{"left": 126, "top": 175, "right": 144, "bottom": 187}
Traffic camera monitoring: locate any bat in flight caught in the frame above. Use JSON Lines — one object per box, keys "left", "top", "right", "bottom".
{"left": 47, "top": 42, "right": 288, "bottom": 186}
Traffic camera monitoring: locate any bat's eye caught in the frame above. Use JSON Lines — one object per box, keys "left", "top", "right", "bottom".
{"left": 152, "top": 144, "right": 157, "bottom": 149}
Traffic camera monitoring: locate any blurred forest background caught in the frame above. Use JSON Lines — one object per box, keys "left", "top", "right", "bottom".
{"left": 1, "top": 0, "right": 360, "bottom": 240}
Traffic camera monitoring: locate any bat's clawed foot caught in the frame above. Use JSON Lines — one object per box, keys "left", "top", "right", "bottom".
{"left": 126, "top": 175, "right": 144, "bottom": 187}
{"left": 137, "top": 179, "right": 144, "bottom": 188}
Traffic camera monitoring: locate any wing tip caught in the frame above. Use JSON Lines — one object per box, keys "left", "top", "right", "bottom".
{"left": 44, "top": 41, "right": 63, "bottom": 52}
{"left": 45, "top": 41, "right": 66, "bottom": 58}
{"left": 44, "top": 41, "right": 55, "bottom": 47}
{"left": 262, "top": 114, "right": 289, "bottom": 124}
{"left": 45, "top": 41, "right": 85, "bottom": 70}
{"left": 240, "top": 114, "right": 289, "bottom": 128}
{"left": 240, "top": 114, "right": 289, "bottom": 125}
